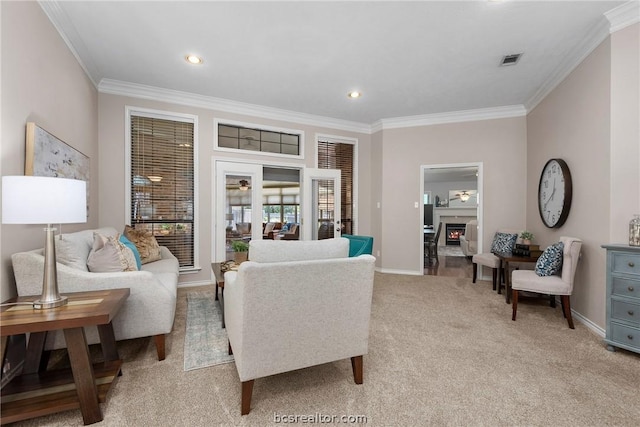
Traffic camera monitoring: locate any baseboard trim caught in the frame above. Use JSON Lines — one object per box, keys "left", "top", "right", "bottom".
{"left": 572, "top": 308, "right": 605, "bottom": 338}
{"left": 376, "top": 267, "right": 423, "bottom": 276}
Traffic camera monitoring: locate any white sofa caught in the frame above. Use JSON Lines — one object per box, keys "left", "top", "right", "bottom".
{"left": 224, "top": 238, "right": 376, "bottom": 415}
{"left": 11, "top": 227, "right": 178, "bottom": 360}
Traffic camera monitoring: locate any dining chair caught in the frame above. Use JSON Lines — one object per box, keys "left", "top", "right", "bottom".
{"left": 511, "top": 236, "right": 582, "bottom": 329}
{"left": 424, "top": 222, "right": 443, "bottom": 263}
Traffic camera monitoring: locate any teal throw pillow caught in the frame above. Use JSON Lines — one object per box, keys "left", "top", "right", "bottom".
{"left": 490, "top": 232, "right": 518, "bottom": 254}
{"left": 535, "top": 242, "right": 564, "bottom": 276}
{"left": 120, "top": 234, "right": 142, "bottom": 270}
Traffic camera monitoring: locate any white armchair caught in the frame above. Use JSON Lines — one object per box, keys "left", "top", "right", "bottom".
{"left": 512, "top": 236, "right": 582, "bottom": 329}
{"left": 224, "top": 238, "right": 376, "bottom": 415}
{"left": 459, "top": 219, "right": 478, "bottom": 257}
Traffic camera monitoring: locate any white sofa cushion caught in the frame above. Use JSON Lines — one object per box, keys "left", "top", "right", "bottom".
{"left": 249, "top": 238, "right": 349, "bottom": 263}
{"left": 54, "top": 226, "right": 118, "bottom": 271}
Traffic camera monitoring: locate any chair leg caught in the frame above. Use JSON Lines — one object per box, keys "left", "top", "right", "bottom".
{"left": 561, "top": 295, "right": 575, "bottom": 329}
{"left": 153, "top": 334, "right": 166, "bottom": 361}
{"left": 472, "top": 263, "right": 477, "bottom": 283}
{"left": 241, "top": 380, "right": 254, "bottom": 415}
{"left": 492, "top": 268, "right": 498, "bottom": 292}
{"left": 351, "top": 355, "right": 363, "bottom": 384}
{"left": 228, "top": 340, "right": 233, "bottom": 355}
{"left": 512, "top": 289, "right": 519, "bottom": 321}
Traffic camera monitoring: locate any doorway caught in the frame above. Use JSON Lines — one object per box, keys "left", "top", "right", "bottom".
{"left": 213, "top": 161, "right": 342, "bottom": 262}
{"left": 420, "top": 162, "right": 483, "bottom": 276}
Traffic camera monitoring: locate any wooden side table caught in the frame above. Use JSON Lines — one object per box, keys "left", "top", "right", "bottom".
{"left": 494, "top": 252, "right": 541, "bottom": 303}
{"left": 1, "top": 288, "right": 130, "bottom": 425}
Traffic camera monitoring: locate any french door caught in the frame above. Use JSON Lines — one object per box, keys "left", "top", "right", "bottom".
{"left": 302, "top": 168, "right": 341, "bottom": 240}
{"left": 214, "top": 162, "right": 263, "bottom": 262}
{"left": 214, "top": 163, "right": 341, "bottom": 261}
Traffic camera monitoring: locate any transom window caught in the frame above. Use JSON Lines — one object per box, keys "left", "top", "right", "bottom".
{"left": 217, "top": 122, "right": 302, "bottom": 157}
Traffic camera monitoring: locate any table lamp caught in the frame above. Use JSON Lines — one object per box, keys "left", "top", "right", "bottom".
{"left": 2, "top": 176, "right": 87, "bottom": 309}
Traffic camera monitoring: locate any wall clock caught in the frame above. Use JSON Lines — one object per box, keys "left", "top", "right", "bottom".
{"left": 538, "top": 158, "right": 572, "bottom": 228}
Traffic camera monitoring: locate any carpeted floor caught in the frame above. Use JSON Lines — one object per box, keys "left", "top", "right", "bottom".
{"left": 13, "top": 273, "right": 640, "bottom": 426}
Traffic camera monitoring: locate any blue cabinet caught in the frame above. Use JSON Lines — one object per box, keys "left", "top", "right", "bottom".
{"left": 602, "top": 244, "right": 640, "bottom": 355}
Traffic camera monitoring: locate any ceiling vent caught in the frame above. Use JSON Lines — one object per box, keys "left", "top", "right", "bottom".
{"left": 500, "top": 53, "right": 523, "bottom": 66}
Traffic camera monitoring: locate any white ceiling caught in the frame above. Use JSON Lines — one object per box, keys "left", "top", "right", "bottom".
{"left": 42, "top": 1, "right": 629, "bottom": 127}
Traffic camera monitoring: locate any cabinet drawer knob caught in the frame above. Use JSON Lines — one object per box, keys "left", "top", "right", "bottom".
{"left": 628, "top": 335, "right": 634, "bottom": 340}
{"left": 629, "top": 286, "right": 635, "bottom": 292}
{"left": 629, "top": 262, "right": 635, "bottom": 267}
{"left": 628, "top": 310, "right": 635, "bottom": 316}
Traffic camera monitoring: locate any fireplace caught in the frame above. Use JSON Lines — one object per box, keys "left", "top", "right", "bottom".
{"left": 446, "top": 223, "right": 466, "bottom": 246}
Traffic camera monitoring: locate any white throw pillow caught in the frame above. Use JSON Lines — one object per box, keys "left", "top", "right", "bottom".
{"left": 55, "top": 237, "right": 89, "bottom": 271}
{"left": 87, "top": 232, "right": 138, "bottom": 273}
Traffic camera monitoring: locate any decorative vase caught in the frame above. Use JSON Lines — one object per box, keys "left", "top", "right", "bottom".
{"left": 234, "top": 251, "right": 248, "bottom": 264}
{"left": 630, "top": 215, "right": 640, "bottom": 247}
{"left": 523, "top": 239, "right": 531, "bottom": 246}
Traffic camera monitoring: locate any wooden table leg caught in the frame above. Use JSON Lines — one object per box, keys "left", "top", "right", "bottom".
{"left": 64, "top": 327, "right": 102, "bottom": 425}
{"left": 23, "top": 331, "right": 47, "bottom": 374}
{"left": 97, "top": 322, "right": 119, "bottom": 362}
{"left": 505, "top": 261, "right": 511, "bottom": 304}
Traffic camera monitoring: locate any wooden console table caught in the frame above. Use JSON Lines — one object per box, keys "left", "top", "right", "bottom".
{"left": 0, "top": 288, "right": 129, "bottom": 425}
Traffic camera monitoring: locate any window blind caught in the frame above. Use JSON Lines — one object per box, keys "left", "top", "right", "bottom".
{"left": 130, "top": 115, "right": 195, "bottom": 268}
{"left": 318, "top": 141, "right": 354, "bottom": 235}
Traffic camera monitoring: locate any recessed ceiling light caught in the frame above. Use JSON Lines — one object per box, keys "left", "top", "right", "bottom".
{"left": 347, "top": 91, "right": 362, "bottom": 99}
{"left": 185, "top": 55, "right": 203, "bottom": 65}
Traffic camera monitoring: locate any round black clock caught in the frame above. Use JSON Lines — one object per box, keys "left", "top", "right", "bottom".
{"left": 538, "top": 158, "right": 572, "bottom": 228}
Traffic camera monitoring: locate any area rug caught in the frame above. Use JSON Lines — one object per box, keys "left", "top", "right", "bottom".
{"left": 437, "top": 245, "right": 464, "bottom": 257}
{"left": 184, "top": 291, "right": 234, "bottom": 371}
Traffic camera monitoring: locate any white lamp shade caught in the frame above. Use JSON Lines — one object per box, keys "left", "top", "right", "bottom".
{"left": 2, "top": 176, "right": 87, "bottom": 224}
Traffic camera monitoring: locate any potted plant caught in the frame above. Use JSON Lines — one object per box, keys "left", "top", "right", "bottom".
{"left": 232, "top": 240, "right": 249, "bottom": 263}
{"left": 520, "top": 231, "right": 534, "bottom": 245}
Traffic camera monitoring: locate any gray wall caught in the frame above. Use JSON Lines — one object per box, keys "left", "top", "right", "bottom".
{"left": 1, "top": 2, "right": 98, "bottom": 300}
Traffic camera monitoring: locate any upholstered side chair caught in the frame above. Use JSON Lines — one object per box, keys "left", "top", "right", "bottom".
{"left": 511, "top": 236, "right": 582, "bottom": 329}
{"left": 459, "top": 219, "right": 478, "bottom": 257}
{"left": 472, "top": 228, "right": 522, "bottom": 291}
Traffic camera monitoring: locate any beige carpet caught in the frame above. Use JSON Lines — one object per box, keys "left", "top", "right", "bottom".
{"left": 13, "top": 273, "right": 640, "bottom": 426}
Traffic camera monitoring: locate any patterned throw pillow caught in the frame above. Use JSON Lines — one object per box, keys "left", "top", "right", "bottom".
{"left": 490, "top": 232, "right": 518, "bottom": 254}
{"left": 535, "top": 242, "right": 564, "bottom": 276}
{"left": 119, "top": 234, "right": 142, "bottom": 270}
{"left": 87, "top": 232, "right": 138, "bottom": 272}
{"left": 123, "top": 225, "right": 162, "bottom": 264}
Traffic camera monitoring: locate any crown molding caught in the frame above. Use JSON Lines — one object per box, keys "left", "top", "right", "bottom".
{"left": 605, "top": 1, "right": 640, "bottom": 33}
{"left": 99, "top": 79, "right": 372, "bottom": 134}
{"left": 372, "top": 105, "right": 527, "bottom": 132}
{"left": 525, "top": 14, "right": 611, "bottom": 112}
{"left": 38, "top": 1, "right": 99, "bottom": 87}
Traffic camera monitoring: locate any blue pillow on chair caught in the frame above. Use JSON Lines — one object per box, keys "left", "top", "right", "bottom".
{"left": 490, "top": 232, "right": 518, "bottom": 254}
{"left": 535, "top": 242, "right": 564, "bottom": 276}
{"left": 342, "top": 234, "right": 373, "bottom": 257}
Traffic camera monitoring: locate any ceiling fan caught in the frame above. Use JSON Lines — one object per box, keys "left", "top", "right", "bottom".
{"left": 238, "top": 179, "right": 250, "bottom": 191}
{"left": 450, "top": 191, "right": 471, "bottom": 202}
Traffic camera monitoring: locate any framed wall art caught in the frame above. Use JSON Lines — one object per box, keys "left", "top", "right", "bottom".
{"left": 25, "top": 122, "right": 90, "bottom": 214}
